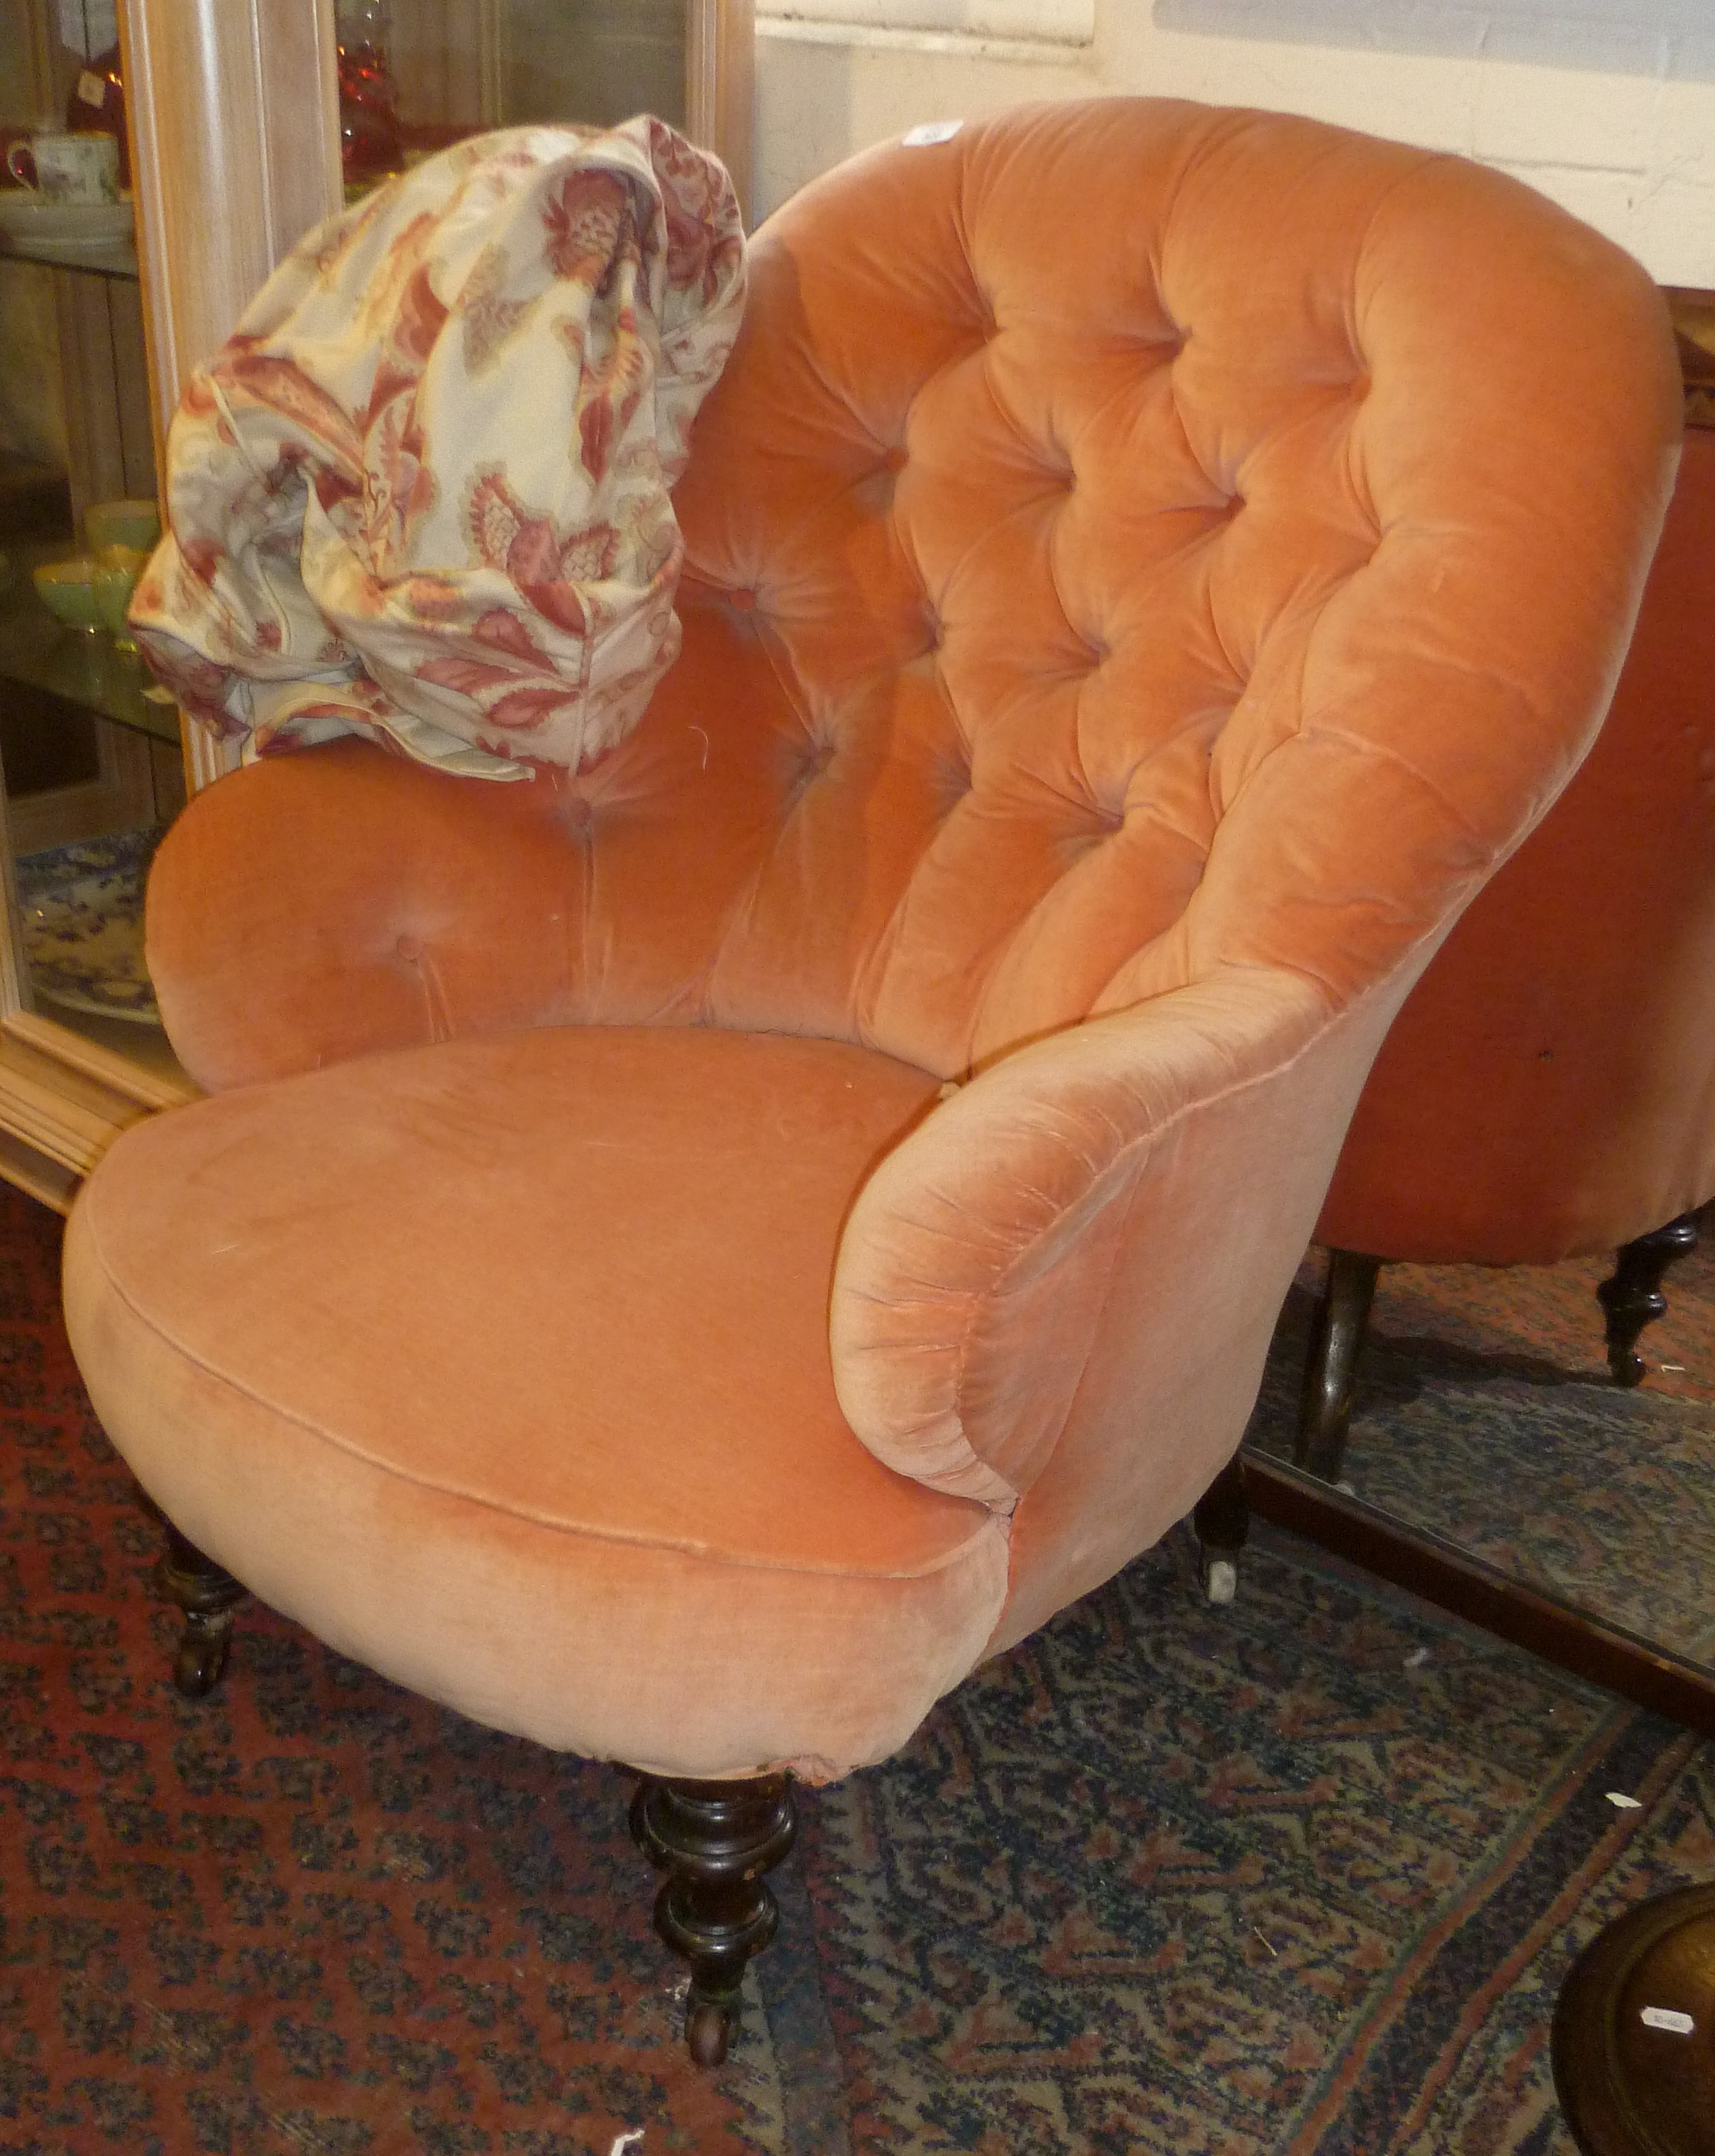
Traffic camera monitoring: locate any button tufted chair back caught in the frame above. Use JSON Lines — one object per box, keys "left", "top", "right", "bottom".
{"left": 683, "top": 97, "right": 1634, "bottom": 1076}
{"left": 145, "top": 99, "right": 1678, "bottom": 1095}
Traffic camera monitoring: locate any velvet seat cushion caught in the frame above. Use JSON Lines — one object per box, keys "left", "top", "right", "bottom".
{"left": 62, "top": 1027, "right": 1010, "bottom": 1782}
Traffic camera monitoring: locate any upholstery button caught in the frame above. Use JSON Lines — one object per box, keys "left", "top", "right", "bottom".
{"left": 565, "top": 796, "right": 593, "bottom": 831}
{"left": 395, "top": 933, "right": 422, "bottom": 962}
{"left": 883, "top": 446, "right": 908, "bottom": 473}
{"left": 933, "top": 752, "right": 972, "bottom": 811}
{"left": 729, "top": 588, "right": 757, "bottom": 611}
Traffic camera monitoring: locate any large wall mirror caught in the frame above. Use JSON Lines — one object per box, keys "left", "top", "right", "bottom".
{"left": 1240, "top": 1227, "right": 1715, "bottom": 1732}
{"left": 1230, "top": 293, "right": 1715, "bottom": 1737}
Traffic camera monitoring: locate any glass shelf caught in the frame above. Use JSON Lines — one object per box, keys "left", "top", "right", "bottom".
{"left": 0, "top": 231, "right": 138, "bottom": 280}
{"left": 0, "top": 544, "right": 179, "bottom": 747}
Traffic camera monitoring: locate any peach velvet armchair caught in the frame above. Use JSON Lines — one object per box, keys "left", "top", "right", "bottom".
{"left": 61, "top": 100, "right": 1680, "bottom": 2064}
{"left": 1289, "top": 427, "right": 1715, "bottom": 1483}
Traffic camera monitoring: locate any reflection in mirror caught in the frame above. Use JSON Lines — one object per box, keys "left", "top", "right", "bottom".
{"left": 1243, "top": 1215, "right": 1715, "bottom": 1674}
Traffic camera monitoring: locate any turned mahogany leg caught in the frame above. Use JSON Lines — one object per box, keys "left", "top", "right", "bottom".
{"left": 1193, "top": 1455, "right": 1250, "bottom": 1605}
{"left": 629, "top": 1772, "right": 798, "bottom": 2067}
{"left": 154, "top": 1522, "right": 247, "bottom": 1698}
{"left": 1296, "top": 1248, "right": 1382, "bottom": 1483}
{"left": 1597, "top": 1214, "right": 1699, "bottom": 1387}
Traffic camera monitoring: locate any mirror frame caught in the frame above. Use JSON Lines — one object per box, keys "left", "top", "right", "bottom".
{"left": 1244, "top": 1451, "right": 1715, "bottom": 1740}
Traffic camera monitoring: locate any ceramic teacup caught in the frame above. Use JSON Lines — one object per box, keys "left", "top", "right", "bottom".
{"left": 6, "top": 129, "right": 120, "bottom": 204}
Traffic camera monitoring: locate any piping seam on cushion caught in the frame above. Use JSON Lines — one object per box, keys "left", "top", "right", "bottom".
{"left": 75, "top": 1200, "right": 1003, "bottom": 1585}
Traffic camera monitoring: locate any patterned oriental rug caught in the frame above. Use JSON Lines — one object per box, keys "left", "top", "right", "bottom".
{"left": 1, "top": 1179, "right": 1711, "bottom": 2156}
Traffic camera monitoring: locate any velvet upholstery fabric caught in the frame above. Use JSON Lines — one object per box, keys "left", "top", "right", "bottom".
{"left": 63, "top": 100, "right": 1682, "bottom": 1783}
{"left": 67, "top": 1030, "right": 1005, "bottom": 1779}
{"left": 1319, "top": 427, "right": 1715, "bottom": 1265}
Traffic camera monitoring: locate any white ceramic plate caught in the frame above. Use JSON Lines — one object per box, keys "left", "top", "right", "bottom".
{"left": 16, "top": 828, "right": 162, "bottom": 1024}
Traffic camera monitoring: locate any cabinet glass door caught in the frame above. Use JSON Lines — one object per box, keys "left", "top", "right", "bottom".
{"left": 0, "top": 0, "right": 187, "bottom": 1096}
{"left": 334, "top": 0, "right": 752, "bottom": 213}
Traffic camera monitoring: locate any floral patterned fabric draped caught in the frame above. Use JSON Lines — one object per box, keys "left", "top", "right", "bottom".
{"left": 131, "top": 119, "right": 746, "bottom": 780}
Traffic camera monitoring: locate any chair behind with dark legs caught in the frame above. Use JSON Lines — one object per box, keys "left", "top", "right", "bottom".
{"left": 1286, "top": 429, "right": 1715, "bottom": 1498}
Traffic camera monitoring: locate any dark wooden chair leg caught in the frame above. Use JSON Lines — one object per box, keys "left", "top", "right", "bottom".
{"left": 629, "top": 1772, "right": 798, "bottom": 2067}
{"left": 1596, "top": 1214, "right": 1699, "bottom": 1387}
{"left": 154, "top": 1522, "right": 247, "bottom": 1698}
{"left": 1296, "top": 1248, "right": 1382, "bottom": 1483}
{"left": 1193, "top": 1455, "right": 1250, "bottom": 1605}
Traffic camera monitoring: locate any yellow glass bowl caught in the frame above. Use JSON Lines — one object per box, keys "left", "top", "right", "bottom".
{"left": 32, "top": 557, "right": 104, "bottom": 633}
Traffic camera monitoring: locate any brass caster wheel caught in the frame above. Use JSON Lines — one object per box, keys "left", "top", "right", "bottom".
{"left": 172, "top": 1621, "right": 231, "bottom": 1699}
{"left": 686, "top": 1996, "right": 734, "bottom": 2067}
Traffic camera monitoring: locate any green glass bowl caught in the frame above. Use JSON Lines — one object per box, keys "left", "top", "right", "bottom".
{"left": 85, "top": 498, "right": 161, "bottom": 554}
{"left": 92, "top": 559, "right": 141, "bottom": 644}
{"left": 33, "top": 558, "right": 104, "bottom": 632}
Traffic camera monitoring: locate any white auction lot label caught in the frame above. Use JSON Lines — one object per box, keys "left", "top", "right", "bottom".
{"left": 1638, "top": 2007, "right": 1696, "bottom": 2035}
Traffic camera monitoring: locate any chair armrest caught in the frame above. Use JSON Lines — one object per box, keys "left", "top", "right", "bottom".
{"left": 830, "top": 965, "right": 1393, "bottom": 1516}
{"left": 144, "top": 724, "right": 749, "bottom": 1091}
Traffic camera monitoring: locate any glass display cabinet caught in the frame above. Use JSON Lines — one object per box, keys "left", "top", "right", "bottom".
{"left": 0, "top": 0, "right": 752, "bottom": 1210}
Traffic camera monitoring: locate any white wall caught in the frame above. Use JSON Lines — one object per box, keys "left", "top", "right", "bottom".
{"left": 754, "top": 2, "right": 1715, "bottom": 283}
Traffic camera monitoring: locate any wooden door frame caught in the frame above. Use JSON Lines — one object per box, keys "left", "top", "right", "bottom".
{"left": 121, "top": 0, "right": 343, "bottom": 795}
{"left": 690, "top": 0, "right": 756, "bottom": 224}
